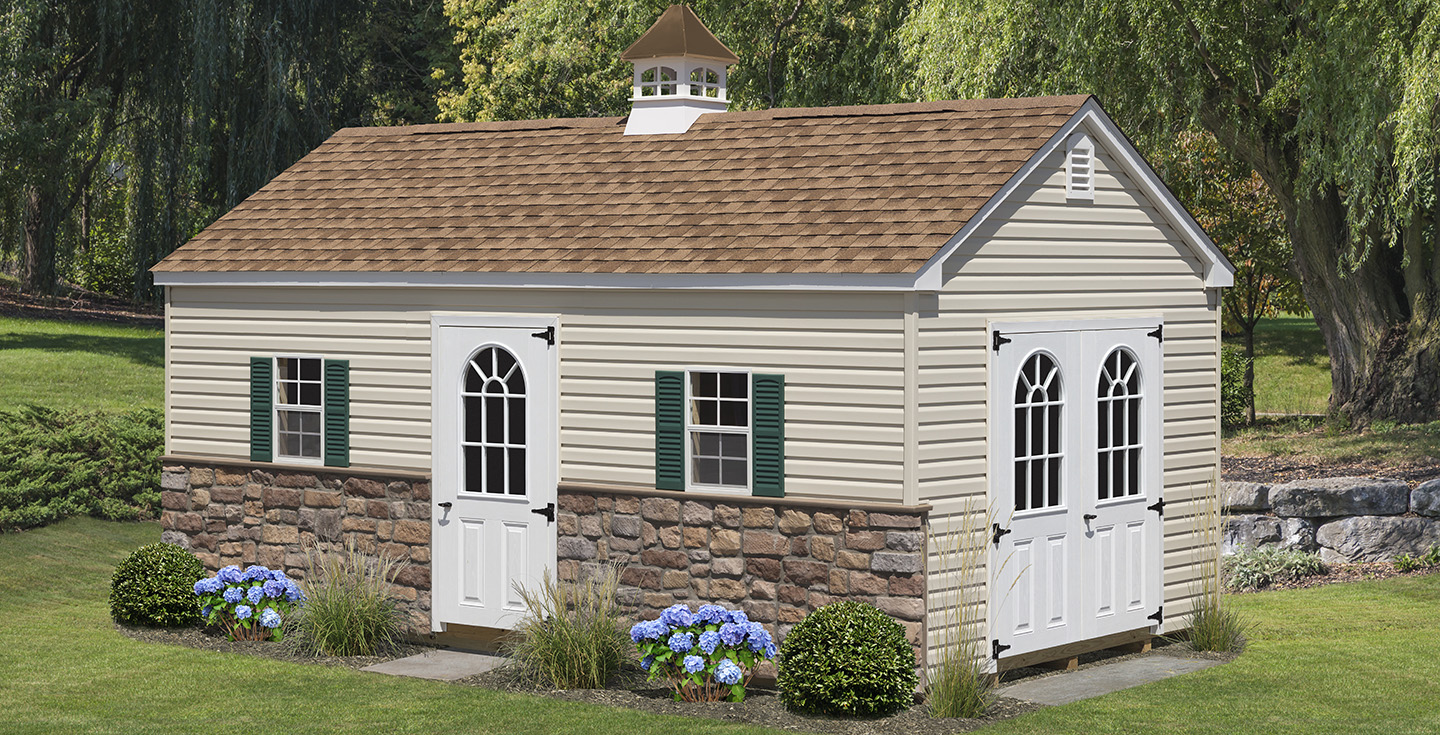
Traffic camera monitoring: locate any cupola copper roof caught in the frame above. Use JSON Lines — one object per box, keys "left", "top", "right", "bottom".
{"left": 620, "top": 4, "right": 739, "bottom": 64}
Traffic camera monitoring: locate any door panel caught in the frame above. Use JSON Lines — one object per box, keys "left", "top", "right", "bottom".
{"left": 990, "top": 322, "right": 1163, "bottom": 662}
{"left": 433, "top": 322, "right": 556, "bottom": 631}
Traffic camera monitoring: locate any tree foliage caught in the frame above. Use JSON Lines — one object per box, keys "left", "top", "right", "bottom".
{"left": 901, "top": 0, "right": 1440, "bottom": 423}
{"left": 436, "top": 0, "right": 909, "bottom": 122}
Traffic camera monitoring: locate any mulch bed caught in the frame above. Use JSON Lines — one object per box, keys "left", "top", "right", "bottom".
{"left": 115, "top": 623, "right": 432, "bottom": 670}
{"left": 1222, "top": 455, "right": 1440, "bottom": 486}
{"left": 461, "top": 663, "right": 1042, "bottom": 735}
{"left": 0, "top": 279, "right": 161, "bottom": 327}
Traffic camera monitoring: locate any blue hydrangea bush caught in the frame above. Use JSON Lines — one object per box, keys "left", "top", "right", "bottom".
{"left": 193, "top": 564, "right": 305, "bottom": 642}
{"left": 630, "top": 603, "right": 776, "bottom": 703}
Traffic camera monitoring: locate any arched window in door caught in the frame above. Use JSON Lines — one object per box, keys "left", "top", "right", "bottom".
{"left": 1097, "top": 348, "right": 1142, "bottom": 500}
{"left": 1014, "top": 352, "right": 1063, "bottom": 511}
{"left": 462, "top": 346, "right": 527, "bottom": 495}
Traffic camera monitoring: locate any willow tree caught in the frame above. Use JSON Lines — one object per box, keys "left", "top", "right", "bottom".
{"left": 436, "top": 0, "right": 909, "bottom": 122}
{"left": 902, "top": 0, "right": 1440, "bottom": 423}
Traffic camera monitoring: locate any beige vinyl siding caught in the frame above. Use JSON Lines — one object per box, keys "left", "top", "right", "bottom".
{"left": 919, "top": 134, "right": 1222, "bottom": 666}
{"left": 166, "top": 288, "right": 908, "bottom": 504}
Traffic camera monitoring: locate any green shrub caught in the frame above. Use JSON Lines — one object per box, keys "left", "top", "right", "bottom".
{"left": 1220, "top": 345, "right": 1253, "bottom": 429}
{"left": 506, "top": 565, "right": 628, "bottom": 689}
{"left": 0, "top": 406, "right": 163, "bottom": 531}
{"left": 1223, "top": 546, "right": 1328, "bottom": 591}
{"left": 109, "top": 543, "right": 205, "bottom": 627}
{"left": 777, "top": 601, "right": 918, "bottom": 717}
{"left": 290, "top": 542, "right": 407, "bottom": 657}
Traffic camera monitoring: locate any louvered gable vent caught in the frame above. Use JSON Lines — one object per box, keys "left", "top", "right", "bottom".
{"left": 1066, "top": 134, "right": 1095, "bottom": 200}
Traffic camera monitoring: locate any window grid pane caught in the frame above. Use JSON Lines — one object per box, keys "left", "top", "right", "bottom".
{"left": 1013, "top": 353, "right": 1063, "bottom": 512}
{"left": 1096, "top": 348, "right": 1142, "bottom": 501}
{"left": 461, "top": 346, "right": 527, "bottom": 495}
{"left": 686, "top": 370, "right": 749, "bottom": 489}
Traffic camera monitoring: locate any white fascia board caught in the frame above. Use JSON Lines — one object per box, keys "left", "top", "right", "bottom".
{"left": 151, "top": 269, "right": 920, "bottom": 291}
{"left": 914, "top": 97, "right": 1235, "bottom": 290}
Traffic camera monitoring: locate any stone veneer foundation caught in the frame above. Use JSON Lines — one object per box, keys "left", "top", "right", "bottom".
{"left": 555, "top": 484, "right": 930, "bottom": 661}
{"left": 158, "top": 459, "right": 433, "bottom": 633}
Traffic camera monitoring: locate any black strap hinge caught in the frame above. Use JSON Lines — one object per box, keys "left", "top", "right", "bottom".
{"left": 531, "top": 502, "right": 555, "bottom": 523}
{"left": 1147, "top": 498, "right": 1165, "bottom": 516}
{"left": 991, "top": 522, "right": 1011, "bottom": 547}
{"left": 1147, "top": 325, "right": 1163, "bottom": 343}
{"left": 992, "top": 639, "right": 1011, "bottom": 660}
{"left": 992, "top": 330, "right": 1012, "bottom": 352}
{"left": 1148, "top": 606, "right": 1164, "bottom": 624}
{"left": 531, "top": 325, "right": 555, "bottom": 346}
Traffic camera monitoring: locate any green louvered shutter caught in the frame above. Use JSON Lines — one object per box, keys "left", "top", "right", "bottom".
{"left": 249, "top": 357, "right": 273, "bottom": 463}
{"left": 323, "top": 359, "right": 350, "bottom": 467}
{"left": 655, "top": 370, "right": 685, "bottom": 490}
{"left": 751, "top": 373, "right": 785, "bottom": 497}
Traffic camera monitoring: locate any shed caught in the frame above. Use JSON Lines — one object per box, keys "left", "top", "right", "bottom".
{"left": 153, "top": 4, "right": 1233, "bottom": 674}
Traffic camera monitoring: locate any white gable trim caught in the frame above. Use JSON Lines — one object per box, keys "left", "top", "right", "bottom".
{"left": 913, "top": 97, "right": 1234, "bottom": 290}
{"left": 151, "top": 269, "right": 920, "bottom": 291}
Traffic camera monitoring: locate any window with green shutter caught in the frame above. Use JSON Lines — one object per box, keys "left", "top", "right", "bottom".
{"left": 655, "top": 369, "right": 784, "bottom": 496}
{"left": 250, "top": 356, "right": 350, "bottom": 466}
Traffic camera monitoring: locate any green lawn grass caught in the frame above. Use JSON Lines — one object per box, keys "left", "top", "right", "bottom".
{"left": 5, "top": 518, "right": 1439, "bottom": 734}
{"left": 0, "top": 316, "right": 162, "bottom": 412}
{"left": 1225, "top": 316, "right": 1332, "bottom": 416}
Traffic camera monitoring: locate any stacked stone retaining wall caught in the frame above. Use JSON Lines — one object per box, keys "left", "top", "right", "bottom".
{"left": 158, "top": 460, "right": 433, "bottom": 632}
{"left": 555, "top": 486, "right": 928, "bottom": 661}
{"left": 1223, "top": 476, "right": 1440, "bottom": 563}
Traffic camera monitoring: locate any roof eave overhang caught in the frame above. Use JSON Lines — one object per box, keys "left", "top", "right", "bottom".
{"left": 150, "top": 269, "right": 921, "bottom": 292}
{"left": 911, "top": 97, "right": 1235, "bottom": 291}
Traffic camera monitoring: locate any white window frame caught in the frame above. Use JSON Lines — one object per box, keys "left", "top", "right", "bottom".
{"left": 638, "top": 65, "right": 679, "bottom": 97}
{"left": 273, "top": 354, "right": 325, "bottom": 466}
{"left": 1012, "top": 349, "right": 1066, "bottom": 516}
{"left": 1066, "top": 133, "right": 1095, "bottom": 201}
{"left": 683, "top": 367, "right": 752, "bottom": 494}
{"left": 1095, "top": 346, "right": 1145, "bottom": 506}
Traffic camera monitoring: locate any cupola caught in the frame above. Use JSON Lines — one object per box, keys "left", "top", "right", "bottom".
{"left": 620, "top": 5, "right": 738, "bottom": 135}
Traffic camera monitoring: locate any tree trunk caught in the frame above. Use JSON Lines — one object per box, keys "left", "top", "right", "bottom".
{"left": 1242, "top": 325, "right": 1256, "bottom": 424}
{"left": 19, "top": 186, "right": 60, "bottom": 296}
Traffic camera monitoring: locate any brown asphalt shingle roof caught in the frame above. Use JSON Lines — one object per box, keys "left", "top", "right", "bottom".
{"left": 153, "top": 95, "right": 1090, "bottom": 275}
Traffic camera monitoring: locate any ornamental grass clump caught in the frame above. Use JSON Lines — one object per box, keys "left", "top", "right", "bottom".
{"left": 193, "top": 564, "right": 305, "bottom": 641}
{"left": 631, "top": 603, "right": 776, "bottom": 702}
{"left": 507, "top": 565, "right": 629, "bottom": 689}
{"left": 777, "top": 600, "right": 917, "bottom": 717}
{"left": 1183, "top": 482, "right": 1247, "bottom": 653}
{"left": 110, "top": 543, "right": 205, "bottom": 627}
{"left": 291, "top": 541, "right": 407, "bottom": 656}
{"left": 926, "top": 501, "right": 997, "bottom": 719}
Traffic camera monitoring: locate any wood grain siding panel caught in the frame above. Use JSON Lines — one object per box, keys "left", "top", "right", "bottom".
{"left": 166, "top": 287, "right": 907, "bottom": 502}
{"left": 920, "top": 141, "right": 1221, "bottom": 650}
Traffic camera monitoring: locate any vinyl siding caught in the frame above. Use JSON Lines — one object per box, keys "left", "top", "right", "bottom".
{"left": 165, "top": 288, "right": 908, "bottom": 504}
{"left": 919, "top": 130, "right": 1222, "bottom": 667}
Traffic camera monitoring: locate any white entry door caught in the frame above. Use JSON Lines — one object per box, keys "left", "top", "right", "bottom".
{"left": 432, "top": 317, "right": 557, "bottom": 631}
{"left": 989, "top": 320, "right": 1163, "bottom": 662}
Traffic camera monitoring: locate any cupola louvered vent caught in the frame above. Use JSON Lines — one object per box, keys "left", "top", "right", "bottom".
{"left": 1066, "top": 134, "right": 1095, "bottom": 200}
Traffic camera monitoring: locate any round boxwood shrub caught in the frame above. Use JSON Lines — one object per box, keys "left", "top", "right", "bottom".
{"left": 777, "top": 600, "right": 918, "bottom": 717}
{"left": 109, "top": 543, "right": 205, "bottom": 627}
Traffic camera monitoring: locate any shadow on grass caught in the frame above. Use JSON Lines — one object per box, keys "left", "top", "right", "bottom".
{"left": 1250, "top": 317, "right": 1329, "bottom": 366}
{"left": 0, "top": 331, "right": 162, "bottom": 368}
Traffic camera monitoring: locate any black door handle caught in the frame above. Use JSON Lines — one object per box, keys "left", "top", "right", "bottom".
{"left": 1083, "top": 513, "right": 1098, "bottom": 522}
{"left": 531, "top": 502, "right": 555, "bottom": 523}
{"left": 438, "top": 502, "right": 452, "bottom": 509}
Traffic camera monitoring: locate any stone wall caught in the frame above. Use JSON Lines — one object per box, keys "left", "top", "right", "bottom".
{"left": 554, "top": 487, "right": 928, "bottom": 661}
{"left": 158, "top": 461, "right": 433, "bottom": 632}
{"left": 1223, "top": 476, "right": 1440, "bottom": 563}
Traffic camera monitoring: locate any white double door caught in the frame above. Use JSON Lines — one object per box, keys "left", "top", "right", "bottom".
{"left": 989, "top": 321, "right": 1163, "bottom": 660}
{"left": 431, "top": 317, "right": 557, "bottom": 631}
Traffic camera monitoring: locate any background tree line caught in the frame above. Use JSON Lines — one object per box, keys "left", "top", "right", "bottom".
{"left": 1, "top": 0, "right": 1435, "bottom": 424}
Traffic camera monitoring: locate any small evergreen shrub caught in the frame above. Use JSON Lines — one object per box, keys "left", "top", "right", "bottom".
{"left": 290, "top": 542, "right": 407, "bottom": 656}
{"left": 1223, "top": 547, "right": 1327, "bottom": 591}
{"left": 777, "top": 601, "right": 918, "bottom": 717}
{"left": 507, "top": 564, "right": 629, "bottom": 690}
{"left": 1219, "top": 346, "right": 1253, "bottom": 429}
{"left": 109, "top": 543, "right": 205, "bottom": 627}
{"left": 0, "top": 406, "right": 163, "bottom": 531}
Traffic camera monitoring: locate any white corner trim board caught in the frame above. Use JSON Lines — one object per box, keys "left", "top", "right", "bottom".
{"left": 914, "top": 98, "right": 1235, "bottom": 291}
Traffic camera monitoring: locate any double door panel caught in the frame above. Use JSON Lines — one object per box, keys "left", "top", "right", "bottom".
{"left": 990, "top": 324, "right": 1162, "bottom": 659}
